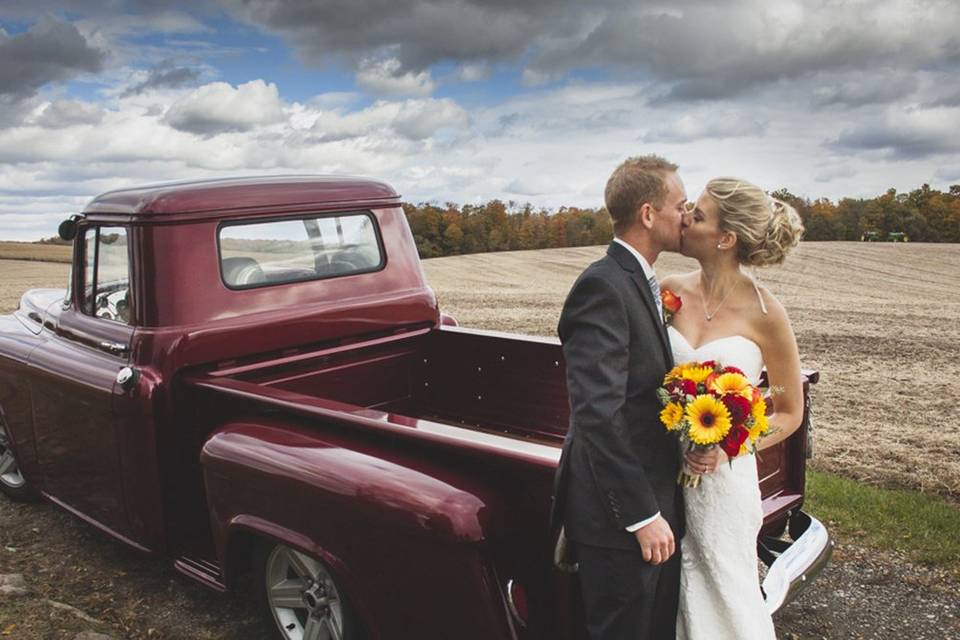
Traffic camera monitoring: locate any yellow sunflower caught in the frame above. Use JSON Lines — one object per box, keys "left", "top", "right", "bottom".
{"left": 660, "top": 402, "right": 684, "bottom": 431}
{"left": 664, "top": 364, "right": 686, "bottom": 383}
{"left": 680, "top": 364, "right": 713, "bottom": 384}
{"left": 685, "top": 394, "right": 732, "bottom": 445}
{"left": 747, "top": 398, "right": 769, "bottom": 441}
{"left": 709, "top": 372, "right": 753, "bottom": 399}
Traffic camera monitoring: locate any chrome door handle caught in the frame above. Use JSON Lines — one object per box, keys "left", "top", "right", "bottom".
{"left": 116, "top": 366, "right": 138, "bottom": 388}
{"left": 99, "top": 341, "right": 129, "bottom": 355}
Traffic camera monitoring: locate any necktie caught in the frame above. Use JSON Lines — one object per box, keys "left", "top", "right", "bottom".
{"left": 648, "top": 274, "right": 663, "bottom": 322}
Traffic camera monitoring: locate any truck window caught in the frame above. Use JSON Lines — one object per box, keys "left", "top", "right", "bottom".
{"left": 218, "top": 213, "right": 383, "bottom": 289}
{"left": 81, "top": 226, "right": 132, "bottom": 324}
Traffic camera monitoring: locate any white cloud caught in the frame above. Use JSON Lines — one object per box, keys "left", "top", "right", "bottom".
{"left": 356, "top": 58, "right": 434, "bottom": 96}
{"left": 641, "top": 112, "right": 766, "bottom": 143}
{"left": 163, "top": 80, "right": 287, "bottom": 135}
{"left": 392, "top": 99, "right": 468, "bottom": 140}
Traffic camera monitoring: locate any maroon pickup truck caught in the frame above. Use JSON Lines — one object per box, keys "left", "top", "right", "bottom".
{"left": 0, "top": 176, "right": 830, "bottom": 639}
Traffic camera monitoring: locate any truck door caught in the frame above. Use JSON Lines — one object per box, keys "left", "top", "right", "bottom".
{"left": 28, "top": 226, "right": 137, "bottom": 542}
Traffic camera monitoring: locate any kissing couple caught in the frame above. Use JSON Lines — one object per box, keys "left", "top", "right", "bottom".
{"left": 551, "top": 155, "right": 806, "bottom": 639}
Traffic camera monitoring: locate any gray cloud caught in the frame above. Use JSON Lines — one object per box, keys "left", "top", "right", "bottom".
{"left": 220, "top": 0, "right": 959, "bottom": 102}
{"left": 36, "top": 100, "right": 105, "bottom": 128}
{"left": 811, "top": 73, "right": 919, "bottom": 108}
{"left": 828, "top": 107, "right": 960, "bottom": 159}
{"left": 641, "top": 112, "right": 765, "bottom": 143}
{"left": 0, "top": 17, "right": 107, "bottom": 100}
{"left": 122, "top": 61, "right": 202, "bottom": 96}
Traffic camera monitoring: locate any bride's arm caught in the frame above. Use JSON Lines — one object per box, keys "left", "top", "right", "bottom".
{"left": 756, "top": 292, "right": 805, "bottom": 451}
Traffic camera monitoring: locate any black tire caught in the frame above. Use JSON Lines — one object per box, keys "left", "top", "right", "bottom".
{"left": 0, "top": 416, "right": 37, "bottom": 502}
{"left": 255, "top": 540, "right": 362, "bottom": 640}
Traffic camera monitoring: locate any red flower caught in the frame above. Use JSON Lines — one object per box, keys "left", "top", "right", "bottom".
{"left": 720, "top": 425, "right": 750, "bottom": 457}
{"left": 722, "top": 365, "right": 745, "bottom": 376}
{"left": 721, "top": 394, "right": 752, "bottom": 426}
{"left": 668, "top": 379, "right": 698, "bottom": 400}
{"left": 661, "top": 288, "right": 682, "bottom": 314}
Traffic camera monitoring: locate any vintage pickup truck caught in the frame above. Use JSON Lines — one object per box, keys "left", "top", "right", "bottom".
{"left": 0, "top": 176, "right": 831, "bottom": 639}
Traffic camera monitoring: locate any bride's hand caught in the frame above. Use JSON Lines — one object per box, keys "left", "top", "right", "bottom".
{"left": 685, "top": 446, "right": 728, "bottom": 474}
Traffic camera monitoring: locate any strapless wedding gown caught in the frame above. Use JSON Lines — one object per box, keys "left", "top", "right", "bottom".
{"left": 669, "top": 325, "right": 777, "bottom": 640}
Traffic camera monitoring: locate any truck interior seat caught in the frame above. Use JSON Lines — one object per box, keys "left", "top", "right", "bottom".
{"left": 222, "top": 257, "right": 266, "bottom": 287}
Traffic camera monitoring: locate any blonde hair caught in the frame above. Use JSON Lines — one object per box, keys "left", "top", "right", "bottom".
{"left": 705, "top": 177, "right": 804, "bottom": 267}
{"left": 605, "top": 155, "right": 678, "bottom": 234}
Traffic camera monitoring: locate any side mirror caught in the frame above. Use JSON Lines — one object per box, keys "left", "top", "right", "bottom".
{"left": 58, "top": 215, "right": 81, "bottom": 241}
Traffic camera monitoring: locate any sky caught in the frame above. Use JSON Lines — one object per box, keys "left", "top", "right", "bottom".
{"left": 1, "top": 0, "right": 959, "bottom": 240}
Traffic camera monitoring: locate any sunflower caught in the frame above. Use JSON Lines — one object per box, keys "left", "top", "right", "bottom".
{"left": 680, "top": 364, "right": 714, "bottom": 384}
{"left": 660, "top": 402, "right": 684, "bottom": 431}
{"left": 747, "top": 398, "right": 769, "bottom": 441}
{"left": 664, "top": 364, "right": 686, "bottom": 382}
{"left": 685, "top": 394, "right": 732, "bottom": 445}
{"left": 710, "top": 372, "right": 753, "bottom": 399}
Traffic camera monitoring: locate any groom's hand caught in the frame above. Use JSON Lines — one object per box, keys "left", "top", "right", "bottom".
{"left": 634, "top": 516, "right": 675, "bottom": 564}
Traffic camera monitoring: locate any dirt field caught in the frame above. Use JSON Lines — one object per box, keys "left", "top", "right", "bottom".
{"left": 0, "top": 242, "right": 71, "bottom": 263}
{"left": 1, "top": 242, "right": 959, "bottom": 639}
{"left": 2, "top": 242, "right": 959, "bottom": 497}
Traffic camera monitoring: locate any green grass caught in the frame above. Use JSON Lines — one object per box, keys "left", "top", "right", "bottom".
{"left": 806, "top": 470, "right": 960, "bottom": 572}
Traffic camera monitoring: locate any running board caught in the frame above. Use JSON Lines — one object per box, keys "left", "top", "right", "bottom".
{"left": 174, "top": 554, "right": 226, "bottom": 592}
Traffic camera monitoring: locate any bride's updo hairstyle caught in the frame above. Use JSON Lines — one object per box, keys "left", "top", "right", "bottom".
{"left": 705, "top": 177, "right": 804, "bottom": 267}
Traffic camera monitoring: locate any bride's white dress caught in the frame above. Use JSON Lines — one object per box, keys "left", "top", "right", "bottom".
{"left": 669, "top": 325, "right": 777, "bottom": 640}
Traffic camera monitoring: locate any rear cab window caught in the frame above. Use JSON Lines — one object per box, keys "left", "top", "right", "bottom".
{"left": 218, "top": 212, "right": 384, "bottom": 289}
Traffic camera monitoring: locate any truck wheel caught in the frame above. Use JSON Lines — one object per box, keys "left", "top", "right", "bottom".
{"left": 257, "top": 542, "right": 360, "bottom": 640}
{"left": 0, "top": 417, "right": 35, "bottom": 501}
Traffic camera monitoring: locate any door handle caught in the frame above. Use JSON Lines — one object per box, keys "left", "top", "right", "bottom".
{"left": 99, "top": 341, "right": 129, "bottom": 356}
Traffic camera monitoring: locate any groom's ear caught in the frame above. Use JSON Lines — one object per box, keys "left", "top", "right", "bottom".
{"left": 636, "top": 202, "right": 655, "bottom": 229}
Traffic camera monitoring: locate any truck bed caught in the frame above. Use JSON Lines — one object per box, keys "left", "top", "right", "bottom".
{"left": 184, "top": 324, "right": 815, "bottom": 529}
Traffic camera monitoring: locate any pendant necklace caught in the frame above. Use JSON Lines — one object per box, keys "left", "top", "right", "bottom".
{"left": 699, "top": 276, "right": 737, "bottom": 322}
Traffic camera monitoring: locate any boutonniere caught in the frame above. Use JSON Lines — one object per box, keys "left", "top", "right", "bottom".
{"left": 661, "top": 288, "right": 682, "bottom": 324}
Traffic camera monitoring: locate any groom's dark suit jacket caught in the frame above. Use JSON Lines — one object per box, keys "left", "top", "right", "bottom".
{"left": 552, "top": 241, "right": 684, "bottom": 550}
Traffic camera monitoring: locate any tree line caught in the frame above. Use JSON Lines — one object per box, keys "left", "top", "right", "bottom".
{"left": 404, "top": 183, "right": 960, "bottom": 258}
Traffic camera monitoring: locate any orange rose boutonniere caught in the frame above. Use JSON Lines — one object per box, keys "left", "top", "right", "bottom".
{"left": 661, "top": 288, "right": 682, "bottom": 324}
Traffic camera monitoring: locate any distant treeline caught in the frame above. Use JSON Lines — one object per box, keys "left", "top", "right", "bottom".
{"left": 404, "top": 183, "right": 960, "bottom": 258}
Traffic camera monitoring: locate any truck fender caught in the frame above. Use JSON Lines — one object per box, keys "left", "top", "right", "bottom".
{"left": 221, "top": 515, "right": 379, "bottom": 639}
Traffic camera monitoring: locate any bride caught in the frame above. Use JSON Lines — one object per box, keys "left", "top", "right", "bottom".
{"left": 659, "top": 177, "right": 806, "bottom": 640}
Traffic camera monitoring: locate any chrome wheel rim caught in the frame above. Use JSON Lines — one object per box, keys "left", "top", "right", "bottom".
{"left": 0, "top": 420, "right": 26, "bottom": 489}
{"left": 266, "top": 545, "right": 345, "bottom": 640}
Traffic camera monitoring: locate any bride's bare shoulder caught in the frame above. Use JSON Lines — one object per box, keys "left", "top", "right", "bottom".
{"left": 660, "top": 270, "right": 699, "bottom": 295}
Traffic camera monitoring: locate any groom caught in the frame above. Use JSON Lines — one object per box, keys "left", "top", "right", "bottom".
{"left": 552, "top": 155, "right": 689, "bottom": 639}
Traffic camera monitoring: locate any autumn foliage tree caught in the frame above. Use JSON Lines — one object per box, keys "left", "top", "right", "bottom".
{"left": 403, "top": 184, "right": 959, "bottom": 258}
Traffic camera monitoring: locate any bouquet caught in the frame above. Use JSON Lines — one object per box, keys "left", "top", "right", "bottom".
{"left": 657, "top": 360, "right": 769, "bottom": 487}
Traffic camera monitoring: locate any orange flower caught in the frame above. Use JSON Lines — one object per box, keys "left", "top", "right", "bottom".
{"left": 661, "top": 288, "right": 682, "bottom": 315}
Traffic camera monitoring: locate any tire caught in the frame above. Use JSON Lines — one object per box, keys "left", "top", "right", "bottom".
{"left": 0, "top": 416, "right": 36, "bottom": 502}
{"left": 256, "top": 541, "right": 361, "bottom": 640}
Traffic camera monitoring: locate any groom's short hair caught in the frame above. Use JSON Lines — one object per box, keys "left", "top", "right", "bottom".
{"left": 605, "top": 155, "right": 678, "bottom": 234}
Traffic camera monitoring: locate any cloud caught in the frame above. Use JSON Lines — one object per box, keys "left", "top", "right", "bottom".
{"left": 356, "top": 58, "right": 434, "bottom": 96}
{"left": 35, "top": 100, "right": 105, "bottom": 128}
{"left": 811, "top": 72, "right": 919, "bottom": 108}
{"left": 392, "top": 98, "right": 468, "bottom": 139}
{"left": 311, "top": 97, "right": 468, "bottom": 141}
{"left": 122, "top": 61, "right": 202, "bottom": 96}
{"left": 505, "top": 176, "right": 567, "bottom": 197}
{"left": 814, "top": 165, "right": 857, "bottom": 183}
{"left": 641, "top": 112, "right": 765, "bottom": 143}
{"left": 163, "top": 79, "right": 287, "bottom": 135}
{"left": 221, "top": 0, "right": 960, "bottom": 102}
{"left": 0, "top": 16, "right": 107, "bottom": 100}
{"left": 828, "top": 106, "right": 960, "bottom": 159}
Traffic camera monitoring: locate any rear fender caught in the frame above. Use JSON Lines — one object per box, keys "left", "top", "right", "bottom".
{"left": 201, "top": 418, "right": 510, "bottom": 623}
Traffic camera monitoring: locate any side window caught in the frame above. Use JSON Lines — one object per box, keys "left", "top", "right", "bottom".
{"left": 81, "top": 227, "right": 132, "bottom": 324}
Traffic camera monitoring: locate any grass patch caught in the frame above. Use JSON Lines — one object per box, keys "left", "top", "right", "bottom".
{"left": 807, "top": 470, "right": 960, "bottom": 572}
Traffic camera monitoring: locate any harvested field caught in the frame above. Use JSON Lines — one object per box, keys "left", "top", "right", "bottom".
{"left": 422, "top": 242, "right": 960, "bottom": 499}
{"left": 0, "top": 242, "right": 70, "bottom": 263}
{"left": 2, "top": 242, "right": 959, "bottom": 498}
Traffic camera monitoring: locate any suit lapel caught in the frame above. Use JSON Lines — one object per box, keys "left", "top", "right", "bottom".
{"left": 607, "top": 243, "right": 673, "bottom": 364}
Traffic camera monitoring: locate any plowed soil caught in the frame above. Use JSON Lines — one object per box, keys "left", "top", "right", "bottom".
{"left": 1, "top": 242, "right": 958, "bottom": 639}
